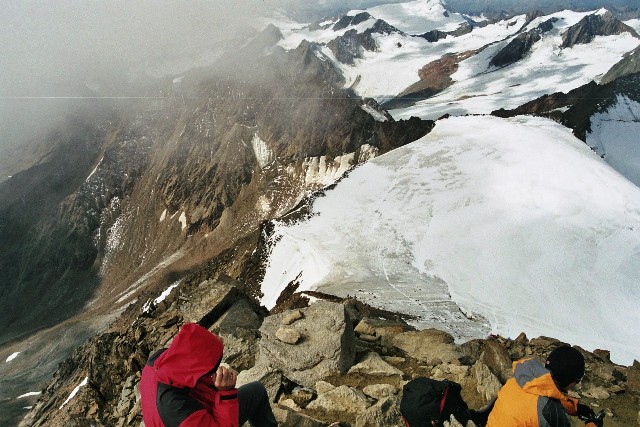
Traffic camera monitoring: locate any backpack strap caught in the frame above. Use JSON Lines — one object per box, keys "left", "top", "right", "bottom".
{"left": 437, "top": 385, "right": 450, "bottom": 425}
{"left": 439, "top": 385, "right": 450, "bottom": 416}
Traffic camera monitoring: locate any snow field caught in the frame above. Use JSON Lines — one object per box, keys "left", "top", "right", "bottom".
{"left": 260, "top": 115, "right": 640, "bottom": 364}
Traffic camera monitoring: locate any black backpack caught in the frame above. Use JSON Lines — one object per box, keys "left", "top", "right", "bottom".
{"left": 400, "top": 377, "right": 492, "bottom": 427}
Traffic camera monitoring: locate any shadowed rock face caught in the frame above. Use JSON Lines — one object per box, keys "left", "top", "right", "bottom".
{"left": 490, "top": 32, "right": 542, "bottom": 68}
{"left": 333, "top": 12, "right": 373, "bottom": 31}
{"left": 561, "top": 11, "right": 639, "bottom": 48}
{"left": 414, "top": 22, "right": 474, "bottom": 42}
{"left": 328, "top": 29, "right": 367, "bottom": 65}
{"left": 489, "top": 18, "right": 558, "bottom": 68}
{"left": 328, "top": 17, "right": 402, "bottom": 65}
{"left": 602, "top": 45, "right": 640, "bottom": 84}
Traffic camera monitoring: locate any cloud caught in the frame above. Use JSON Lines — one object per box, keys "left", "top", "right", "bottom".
{"left": 0, "top": 1, "right": 275, "bottom": 96}
{"left": 0, "top": 1, "right": 277, "bottom": 164}
{"left": 0, "top": 0, "right": 407, "bottom": 167}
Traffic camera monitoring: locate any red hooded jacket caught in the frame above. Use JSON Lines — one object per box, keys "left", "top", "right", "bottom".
{"left": 140, "top": 323, "right": 239, "bottom": 427}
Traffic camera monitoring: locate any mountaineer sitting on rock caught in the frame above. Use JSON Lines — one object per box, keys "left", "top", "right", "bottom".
{"left": 140, "top": 322, "right": 277, "bottom": 427}
{"left": 487, "top": 345, "right": 604, "bottom": 427}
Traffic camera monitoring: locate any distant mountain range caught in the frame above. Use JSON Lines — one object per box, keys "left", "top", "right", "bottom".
{"left": 446, "top": 0, "right": 638, "bottom": 17}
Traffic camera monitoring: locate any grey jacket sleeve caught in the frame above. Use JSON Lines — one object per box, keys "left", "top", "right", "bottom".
{"left": 539, "top": 397, "right": 572, "bottom": 427}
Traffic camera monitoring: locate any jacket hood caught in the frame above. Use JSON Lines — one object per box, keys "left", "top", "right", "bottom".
{"left": 513, "top": 358, "right": 579, "bottom": 415}
{"left": 154, "top": 323, "right": 223, "bottom": 388}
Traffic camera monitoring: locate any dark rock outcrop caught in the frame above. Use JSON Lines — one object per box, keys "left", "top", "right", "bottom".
{"left": 328, "top": 29, "right": 368, "bottom": 65}
{"left": 602, "top": 44, "right": 640, "bottom": 84}
{"left": 491, "top": 72, "right": 640, "bottom": 141}
{"left": 414, "top": 22, "right": 474, "bottom": 42}
{"left": 328, "top": 19, "right": 402, "bottom": 64}
{"left": 333, "top": 12, "right": 373, "bottom": 31}
{"left": 489, "top": 18, "right": 558, "bottom": 68}
{"left": 561, "top": 11, "right": 639, "bottom": 48}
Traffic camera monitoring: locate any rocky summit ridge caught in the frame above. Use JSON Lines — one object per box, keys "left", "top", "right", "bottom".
{"left": 18, "top": 275, "right": 640, "bottom": 427}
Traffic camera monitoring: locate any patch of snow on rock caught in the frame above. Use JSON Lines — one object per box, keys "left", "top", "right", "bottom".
{"left": 179, "top": 212, "right": 187, "bottom": 230}
{"left": 252, "top": 132, "right": 275, "bottom": 168}
{"left": 143, "top": 280, "right": 182, "bottom": 313}
{"left": 361, "top": 104, "right": 388, "bottom": 121}
{"left": 17, "top": 392, "right": 41, "bottom": 399}
{"left": 60, "top": 377, "right": 88, "bottom": 409}
{"left": 86, "top": 156, "right": 103, "bottom": 181}
{"left": 5, "top": 352, "right": 20, "bottom": 362}
{"left": 303, "top": 153, "right": 355, "bottom": 186}
{"left": 625, "top": 18, "right": 640, "bottom": 34}
{"left": 357, "top": 144, "right": 379, "bottom": 163}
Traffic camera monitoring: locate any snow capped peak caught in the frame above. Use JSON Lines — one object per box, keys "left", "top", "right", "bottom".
{"left": 355, "top": 0, "right": 466, "bottom": 34}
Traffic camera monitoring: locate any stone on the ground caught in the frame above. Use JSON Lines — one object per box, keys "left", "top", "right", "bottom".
{"left": 391, "top": 329, "right": 460, "bottom": 365}
{"left": 254, "top": 301, "right": 356, "bottom": 387}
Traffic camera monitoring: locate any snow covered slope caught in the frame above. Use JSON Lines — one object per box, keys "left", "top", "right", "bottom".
{"left": 354, "top": 0, "right": 470, "bottom": 33}
{"left": 587, "top": 94, "right": 640, "bottom": 187}
{"left": 261, "top": 115, "right": 640, "bottom": 364}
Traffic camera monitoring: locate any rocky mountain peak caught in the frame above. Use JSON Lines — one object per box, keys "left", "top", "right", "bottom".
{"left": 489, "top": 17, "right": 558, "bottom": 68}
{"left": 333, "top": 12, "right": 374, "bottom": 31}
{"left": 561, "top": 10, "right": 639, "bottom": 48}
{"left": 414, "top": 21, "right": 474, "bottom": 43}
{"left": 327, "top": 18, "right": 401, "bottom": 65}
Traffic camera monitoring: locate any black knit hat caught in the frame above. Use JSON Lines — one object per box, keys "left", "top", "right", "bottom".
{"left": 545, "top": 346, "right": 585, "bottom": 388}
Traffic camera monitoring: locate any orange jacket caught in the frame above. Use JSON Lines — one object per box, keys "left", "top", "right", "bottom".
{"left": 487, "top": 358, "right": 595, "bottom": 427}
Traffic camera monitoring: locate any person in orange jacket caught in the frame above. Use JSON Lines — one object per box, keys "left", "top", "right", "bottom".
{"left": 140, "top": 323, "right": 277, "bottom": 427}
{"left": 486, "top": 345, "right": 604, "bottom": 427}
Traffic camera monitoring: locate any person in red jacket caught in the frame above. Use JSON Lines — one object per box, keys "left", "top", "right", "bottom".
{"left": 140, "top": 323, "right": 277, "bottom": 427}
{"left": 486, "top": 345, "right": 604, "bottom": 427}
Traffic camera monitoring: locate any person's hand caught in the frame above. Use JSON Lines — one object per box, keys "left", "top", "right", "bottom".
{"left": 578, "top": 404, "right": 604, "bottom": 427}
{"left": 213, "top": 366, "right": 237, "bottom": 391}
{"left": 584, "top": 419, "right": 604, "bottom": 427}
{"left": 577, "top": 403, "right": 595, "bottom": 420}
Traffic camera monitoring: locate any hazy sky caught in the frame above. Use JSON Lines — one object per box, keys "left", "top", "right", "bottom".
{"left": 0, "top": 1, "right": 274, "bottom": 96}
{"left": 0, "top": 0, "right": 637, "bottom": 96}
{"left": 0, "top": 1, "right": 276, "bottom": 160}
{"left": 0, "top": 1, "right": 408, "bottom": 164}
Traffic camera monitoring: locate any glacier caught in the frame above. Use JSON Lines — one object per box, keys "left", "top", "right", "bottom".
{"left": 261, "top": 115, "right": 640, "bottom": 364}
